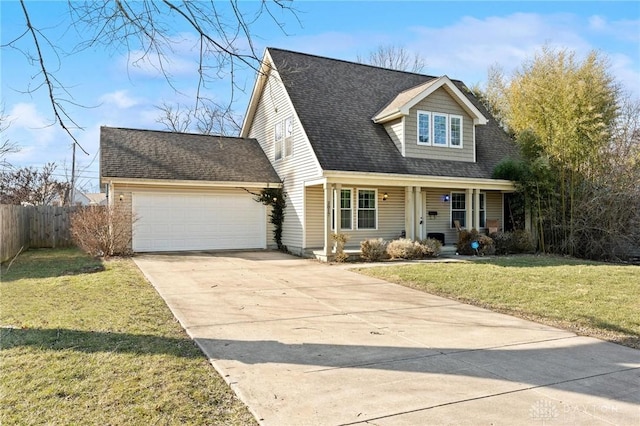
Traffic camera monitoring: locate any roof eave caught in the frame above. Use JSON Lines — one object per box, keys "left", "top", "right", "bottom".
{"left": 240, "top": 49, "right": 274, "bottom": 137}
{"left": 101, "top": 177, "right": 282, "bottom": 188}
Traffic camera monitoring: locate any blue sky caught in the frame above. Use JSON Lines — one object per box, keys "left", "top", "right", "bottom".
{"left": 1, "top": 1, "right": 639, "bottom": 191}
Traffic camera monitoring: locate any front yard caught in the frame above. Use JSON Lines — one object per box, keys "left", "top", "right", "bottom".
{"left": 0, "top": 248, "right": 256, "bottom": 425}
{"left": 356, "top": 255, "right": 640, "bottom": 349}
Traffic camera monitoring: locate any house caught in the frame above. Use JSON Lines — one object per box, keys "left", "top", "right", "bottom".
{"left": 100, "top": 48, "right": 522, "bottom": 258}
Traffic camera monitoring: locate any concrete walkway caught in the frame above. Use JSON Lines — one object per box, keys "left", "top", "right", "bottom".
{"left": 134, "top": 251, "right": 639, "bottom": 425}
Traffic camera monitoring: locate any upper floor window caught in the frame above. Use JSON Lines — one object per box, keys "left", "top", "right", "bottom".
{"left": 418, "top": 112, "right": 431, "bottom": 145}
{"left": 450, "top": 115, "right": 462, "bottom": 147}
{"left": 274, "top": 121, "right": 283, "bottom": 160}
{"left": 274, "top": 116, "right": 294, "bottom": 161}
{"left": 417, "top": 110, "right": 463, "bottom": 149}
{"left": 433, "top": 113, "right": 448, "bottom": 146}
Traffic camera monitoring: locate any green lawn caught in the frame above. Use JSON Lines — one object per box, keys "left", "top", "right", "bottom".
{"left": 0, "top": 248, "right": 256, "bottom": 425}
{"left": 356, "top": 255, "right": 640, "bottom": 349}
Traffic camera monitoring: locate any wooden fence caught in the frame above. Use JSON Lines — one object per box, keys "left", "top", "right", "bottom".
{"left": 1, "top": 205, "right": 78, "bottom": 263}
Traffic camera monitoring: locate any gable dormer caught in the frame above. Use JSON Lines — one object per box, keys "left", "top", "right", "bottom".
{"left": 373, "top": 76, "right": 487, "bottom": 163}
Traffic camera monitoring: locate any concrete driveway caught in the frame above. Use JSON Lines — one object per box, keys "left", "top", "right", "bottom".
{"left": 134, "top": 251, "right": 639, "bottom": 425}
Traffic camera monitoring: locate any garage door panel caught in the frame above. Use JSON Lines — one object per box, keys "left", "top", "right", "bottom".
{"left": 132, "top": 192, "right": 266, "bottom": 252}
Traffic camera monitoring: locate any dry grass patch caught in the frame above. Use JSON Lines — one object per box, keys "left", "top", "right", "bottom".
{"left": 356, "top": 255, "right": 640, "bottom": 349}
{"left": 0, "top": 248, "right": 256, "bottom": 425}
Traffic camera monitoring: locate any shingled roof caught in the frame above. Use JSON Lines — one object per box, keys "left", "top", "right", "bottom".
{"left": 267, "top": 48, "right": 519, "bottom": 179}
{"left": 100, "top": 127, "right": 280, "bottom": 184}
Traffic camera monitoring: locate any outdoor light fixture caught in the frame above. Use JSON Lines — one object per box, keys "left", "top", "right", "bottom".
{"left": 119, "top": 193, "right": 124, "bottom": 201}
{"left": 382, "top": 192, "right": 388, "bottom": 201}
{"left": 442, "top": 194, "right": 450, "bottom": 202}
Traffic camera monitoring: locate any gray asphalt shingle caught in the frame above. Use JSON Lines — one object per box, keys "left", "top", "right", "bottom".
{"left": 100, "top": 127, "right": 280, "bottom": 183}
{"left": 268, "top": 48, "right": 520, "bottom": 179}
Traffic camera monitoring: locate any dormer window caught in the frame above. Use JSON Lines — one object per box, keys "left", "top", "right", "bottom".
{"left": 416, "top": 110, "right": 463, "bottom": 149}
{"left": 418, "top": 111, "right": 431, "bottom": 145}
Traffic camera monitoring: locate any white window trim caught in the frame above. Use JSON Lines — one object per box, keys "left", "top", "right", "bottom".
{"left": 284, "top": 116, "right": 294, "bottom": 158}
{"left": 356, "top": 188, "right": 378, "bottom": 230}
{"left": 432, "top": 113, "right": 449, "bottom": 146}
{"left": 416, "top": 111, "right": 464, "bottom": 149}
{"left": 332, "top": 188, "right": 353, "bottom": 231}
{"left": 450, "top": 191, "right": 466, "bottom": 229}
{"left": 449, "top": 114, "right": 463, "bottom": 149}
{"left": 275, "top": 117, "right": 294, "bottom": 161}
{"left": 274, "top": 121, "right": 283, "bottom": 161}
{"left": 417, "top": 110, "right": 431, "bottom": 146}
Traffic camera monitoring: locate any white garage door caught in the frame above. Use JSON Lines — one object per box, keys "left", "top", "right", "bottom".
{"left": 132, "top": 191, "right": 266, "bottom": 252}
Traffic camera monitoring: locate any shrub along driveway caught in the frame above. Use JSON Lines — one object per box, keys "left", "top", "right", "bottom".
{"left": 134, "top": 251, "right": 640, "bottom": 425}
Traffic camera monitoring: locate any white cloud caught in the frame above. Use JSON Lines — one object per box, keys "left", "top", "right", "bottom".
{"left": 404, "top": 13, "right": 592, "bottom": 83}
{"left": 99, "top": 90, "right": 139, "bottom": 109}
{"left": 588, "top": 15, "right": 640, "bottom": 43}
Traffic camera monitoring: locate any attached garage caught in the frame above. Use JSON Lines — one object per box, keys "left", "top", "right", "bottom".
{"left": 132, "top": 191, "right": 266, "bottom": 252}
{"left": 100, "top": 127, "right": 281, "bottom": 253}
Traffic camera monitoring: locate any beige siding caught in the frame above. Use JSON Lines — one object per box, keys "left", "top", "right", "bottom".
{"left": 247, "top": 68, "right": 322, "bottom": 254}
{"left": 405, "top": 87, "right": 475, "bottom": 162}
{"left": 383, "top": 118, "right": 404, "bottom": 154}
{"left": 306, "top": 186, "right": 405, "bottom": 249}
{"left": 485, "top": 191, "right": 503, "bottom": 231}
{"left": 305, "top": 185, "right": 324, "bottom": 248}
{"left": 423, "top": 188, "right": 458, "bottom": 247}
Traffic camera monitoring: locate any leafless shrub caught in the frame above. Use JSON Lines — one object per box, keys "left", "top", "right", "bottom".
{"left": 386, "top": 238, "right": 421, "bottom": 260}
{"left": 332, "top": 233, "right": 350, "bottom": 263}
{"left": 360, "top": 238, "right": 388, "bottom": 262}
{"left": 70, "top": 205, "right": 135, "bottom": 257}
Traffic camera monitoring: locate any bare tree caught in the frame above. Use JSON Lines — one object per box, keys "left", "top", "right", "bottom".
{"left": 0, "top": 106, "right": 20, "bottom": 169}
{"left": 4, "top": 1, "right": 298, "bottom": 153}
{"left": 156, "top": 100, "right": 242, "bottom": 136}
{"left": 0, "top": 163, "right": 70, "bottom": 205}
{"left": 357, "top": 44, "right": 426, "bottom": 73}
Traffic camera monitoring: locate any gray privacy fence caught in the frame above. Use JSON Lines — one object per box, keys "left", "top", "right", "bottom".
{"left": 0, "top": 205, "right": 79, "bottom": 263}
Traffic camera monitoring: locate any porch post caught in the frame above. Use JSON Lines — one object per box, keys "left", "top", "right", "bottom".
{"left": 414, "top": 186, "right": 422, "bottom": 239}
{"left": 323, "top": 182, "right": 332, "bottom": 256}
{"left": 405, "top": 186, "right": 414, "bottom": 240}
{"left": 465, "top": 188, "right": 473, "bottom": 230}
{"left": 474, "top": 189, "right": 481, "bottom": 230}
{"left": 334, "top": 183, "right": 341, "bottom": 236}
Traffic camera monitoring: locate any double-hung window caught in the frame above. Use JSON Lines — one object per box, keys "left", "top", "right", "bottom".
{"left": 274, "top": 116, "right": 294, "bottom": 161}
{"left": 451, "top": 192, "right": 466, "bottom": 228}
{"left": 450, "top": 115, "right": 462, "bottom": 147}
{"left": 284, "top": 116, "right": 293, "bottom": 157}
{"left": 357, "top": 189, "right": 377, "bottom": 229}
{"left": 274, "top": 121, "right": 283, "bottom": 160}
{"left": 332, "top": 189, "right": 352, "bottom": 230}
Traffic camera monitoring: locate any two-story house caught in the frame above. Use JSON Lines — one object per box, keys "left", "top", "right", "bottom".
{"left": 100, "top": 48, "right": 521, "bottom": 259}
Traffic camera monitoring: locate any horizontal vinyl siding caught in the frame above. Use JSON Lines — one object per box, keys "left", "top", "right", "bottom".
{"left": 405, "top": 87, "right": 474, "bottom": 162}
{"left": 248, "top": 67, "right": 322, "bottom": 252}
{"left": 384, "top": 118, "right": 404, "bottom": 154}
{"left": 485, "top": 191, "right": 503, "bottom": 230}
{"left": 334, "top": 186, "right": 405, "bottom": 249}
{"left": 423, "top": 188, "right": 458, "bottom": 247}
{"left": 305, "top": 185, "right": 324, "bottom": 248}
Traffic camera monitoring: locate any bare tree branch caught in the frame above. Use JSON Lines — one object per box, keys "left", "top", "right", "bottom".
{"left": 357, "top": 44, "right": 427, "bottom": 73}
{"left": 18, "top": 0, "right": 89, "bottom": 155}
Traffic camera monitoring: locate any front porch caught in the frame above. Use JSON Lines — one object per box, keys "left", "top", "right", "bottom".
{"left": 303, "top": 174, "right": 516, "bottom": 261}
